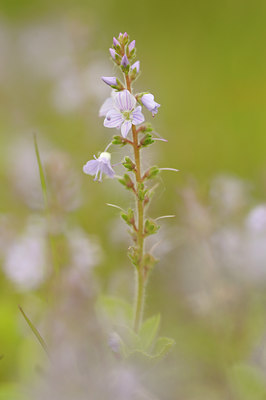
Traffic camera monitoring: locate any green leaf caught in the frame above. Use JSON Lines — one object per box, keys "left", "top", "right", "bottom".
{"left": 152, "top": 336, "right": 175, "bottom": 359}
{"left": 19, "top": 306, "right": 49, "bottom": 358}
{"left": 97, "top": 295, "right": 133, "bottom": 325}
{"left": 229, "top": 363, "right": 266, "bottom": 400}
{"left": 139, "top": 314, "right": 160, "bottom": 351}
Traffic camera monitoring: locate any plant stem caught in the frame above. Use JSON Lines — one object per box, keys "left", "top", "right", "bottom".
{"left": 125, "top": 73, "right": 146, "bottom": 333}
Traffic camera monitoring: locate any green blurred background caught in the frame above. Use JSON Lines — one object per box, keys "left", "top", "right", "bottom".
{"left": 1, "top": 0, "right": 266, "bottom": 399}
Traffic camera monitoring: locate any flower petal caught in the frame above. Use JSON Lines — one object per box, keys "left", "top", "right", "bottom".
{"left": 99, "top": 97, "right": 114, "bottom": 117}
{"left": 114, "top": 90, "right": 136, "bottom": 112}
{"left": 121, "top": 120, "right": 132, "bottom": 138}
{"left": 100, "top": 162, "right": 115, "bottom": 178}
{"left": 132, "top": 106, "right": 145, "bottom": 125}
{"left": 104, "top": 109, "right": 124, "bottom": 128}
{"left": 83, "top": 160, "right": 99, "bottom": 175}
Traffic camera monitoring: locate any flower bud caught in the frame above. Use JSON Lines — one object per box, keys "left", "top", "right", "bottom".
{"left": 112, "top": 135, "right": 128, "bottom": 146}
{"left": 131, "top": 61, "right": 140, "bottom": 73}
{"left": 122, "top": 156, "right": 136, "bottom": 171}
{"left": 139, "top": 133, "right": 155, "bottom": 148}
{"left": 144, "top": 219, "right": 160, "bottom": 236}
{"left": 113, "top": 37, "right": 120, "bottom": 47}
{"left": 128, "top": 40, "right": 135, "bottom": 52}
{"left": 101, "top": 76, "right": 117, "bottom": 86}
{"left": 109, "top": 48, "right": 116, "bottom": 60}
{"left": 143, "top": 166, "right": 160, "bottom": 180}
{"left": 101, "top": 76, "right": 124, "bottom": 90}
{"left": 109, "top": 48, "right": 121, "bottom": 65}
{"left": 121, "top": 54, "right": 129, "bottom": 67}
{"left": 118, "top": 174, "right": 135, "bottom": 190}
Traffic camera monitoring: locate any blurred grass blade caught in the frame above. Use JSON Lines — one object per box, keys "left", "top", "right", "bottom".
{"left": 33, "top": 133, "right": 59, "bottom": 275}
{"left": 19, "top": 306, "right": 49, "bottom": 357}
{"left": 33, "top": 133, "right": 48, "bottom": 210}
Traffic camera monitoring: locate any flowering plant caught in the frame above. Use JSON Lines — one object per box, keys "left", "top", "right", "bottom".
{"left": 83, "top": 32, "right": 177, "bottom": 360}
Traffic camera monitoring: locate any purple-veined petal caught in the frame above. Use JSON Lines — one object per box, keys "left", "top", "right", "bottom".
{"left": 132, "top": 106, "right": 145, "bottom": 125}
{"left": 121, "top": 120, "right": 132, "bottom": 138}
{"left": 104, "top": 109, "right": 124, "bottom": 128}
{"left": 114, "top": 90, "right": 136, "bottom": 111}
{"left": 83, "top": 160, "right": 99, "bottom": 175}
{"left": 99, "top": 97, "right": 114, "bottom": 117}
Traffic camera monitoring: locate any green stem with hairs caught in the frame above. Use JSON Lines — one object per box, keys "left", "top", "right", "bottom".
{"left": 125, "top": 74, "right": 146, "bottom": 333}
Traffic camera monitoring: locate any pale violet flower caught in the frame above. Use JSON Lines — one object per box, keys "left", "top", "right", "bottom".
{"left": 141, "top": 93, "right": 160, "bottom": 116}
{"left": 83, "top": 152, "right": 115, "bottom": 182}
{"left": 131, "top": 61, "right": 140, "bottom": 73}
{"left": 103, "top": 90, "right": 144, "bottom": 137}
{"left": 99, "top": 94, "right": 115, "bottom": 117}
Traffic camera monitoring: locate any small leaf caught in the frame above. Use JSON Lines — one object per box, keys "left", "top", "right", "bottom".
{"left": 139, "top": 314, "right": 160, "bottom": 351}
{"left": 152, "top": 337, "right": 175, "bottom": 359}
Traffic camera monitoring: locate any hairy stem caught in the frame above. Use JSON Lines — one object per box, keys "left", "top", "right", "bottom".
{"left": 125, "top": 72, "right": 146, "bottom": 332}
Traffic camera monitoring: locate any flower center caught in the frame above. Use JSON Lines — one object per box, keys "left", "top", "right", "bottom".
{"left": 122, "top": 111, "right": 131, "bottom": 120}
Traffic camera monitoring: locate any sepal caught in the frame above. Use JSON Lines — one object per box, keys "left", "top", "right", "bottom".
{"left": 112, "top": 135, "right": 128, "bottom": 146}
{"left": 122, "top": 156, "right": 136, "bottom": 171}
{"left": 140, "top": 133, "right": 155, "bottom": 148}
{"left": 144, "top": 219, "right": 160, "bottom": 236}
{"left": 118, "top": 174, "right": 135, "bottom": 191}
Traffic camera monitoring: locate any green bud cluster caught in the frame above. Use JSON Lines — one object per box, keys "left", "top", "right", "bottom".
{"left": 112, "top": 135, "right": 128, "bottom": 146}
{"left": 122, "top": 157, "right": 136, "bottom": 171}
{"left": 140, "top": 133, "right": 155, "bottom": 148}
{"left": 118, "top": 174, "right": 135, "bottom": 191}
{"left": 120, "top": 208, "right": 135, "bottom": 228}
{"left": 143, "top": 166, "right": 160, "bottom": 180}
{"left": 144, "top": 219, "right": 160, "bottom": 236}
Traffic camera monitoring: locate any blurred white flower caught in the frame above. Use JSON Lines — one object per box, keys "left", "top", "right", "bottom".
{"left": 210, "top": 175, "right": 249, "bottom": 216}
{"left": 246, "top": 204, "right": 266, "bottom": 233}
{"left": 66, "top": 228, "right": 102, "bottom": 272}
{"left": 3, "top": 217, "right": 48, "bottom": 291}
